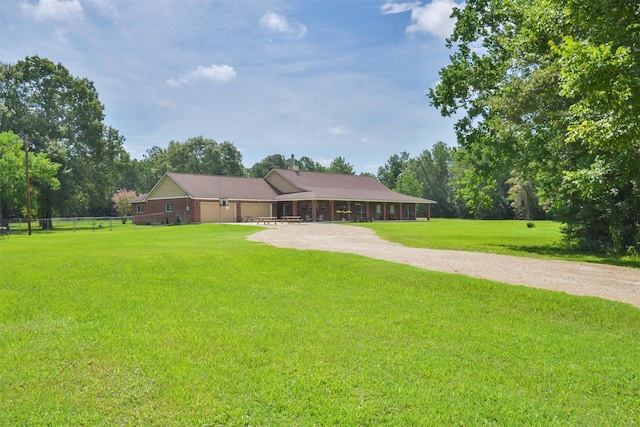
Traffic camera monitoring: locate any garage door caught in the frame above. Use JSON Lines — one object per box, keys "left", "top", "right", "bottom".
{"left": 200, "top": 202, "right": 236, "bottom": 223}
{"left": 240, "top": 203, "right": 271, "bottom": 219}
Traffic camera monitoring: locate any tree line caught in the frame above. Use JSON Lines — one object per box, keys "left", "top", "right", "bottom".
{"left": 0, "top": 51, "right": 500, "bottom": 225}
{"left": 0, "top": 56, "right": 361, "bottom": 221}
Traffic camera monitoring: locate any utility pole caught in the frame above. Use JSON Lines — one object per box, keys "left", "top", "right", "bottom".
{"left": 24, "top": 136, "right": 32, "bottom": 235}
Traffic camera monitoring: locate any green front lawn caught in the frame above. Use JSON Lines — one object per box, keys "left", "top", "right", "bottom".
{"left": 353, "top": 219, "right": 640, "bottom": 268}
{"left": 1, "top": 224, "right": 638, "bottom": 425}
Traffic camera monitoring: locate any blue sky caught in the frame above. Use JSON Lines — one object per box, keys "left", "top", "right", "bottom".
{"left": 1, "top": 0, "right": 463, "bottom": 174}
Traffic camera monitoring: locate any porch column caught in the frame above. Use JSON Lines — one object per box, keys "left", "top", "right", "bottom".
{"left": 427, "top": 203, "right": 431, "bottom": 221}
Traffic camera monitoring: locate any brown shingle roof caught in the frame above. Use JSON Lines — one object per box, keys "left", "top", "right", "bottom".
{"left": 268, "top": 169, "right": 435, "bottom": 203}
{"left": 145, "top": 170, "right": 435, "bottom": 204}
{"left": 131, "top": 193, "right": 146, "bottom": 203}
{"left": 166, "top": 172, "right": 279, "bottom": 200}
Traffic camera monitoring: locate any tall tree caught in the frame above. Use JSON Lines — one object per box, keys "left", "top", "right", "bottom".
{"left": 0, "top": 56, "right": 129, "bottom": 218}
{"left": 396, "top": 142, "right": 467, "bottom": 218}
{"left": 297, "top": 156, "right": 326, "bottom": 172}
{"left": 145, "top": 136, "right": 245, "bottom": 179}
{"left": 0, "top": 131, "right": 60, "bottom": 218}
{"left": 115, "top": 157, "right": 156, "bottom": 195}
{"left": 248, "top": 154, "right": 288, "bottom": 177}
{"left": 144, "top": 145, "right": 171, "bottom": 184}
{"left": 394, "top": 167, "right": 422, "bottom": 196}
{"left": 327, "top": 156, "right": 355, "bottom": 175}
{"left": 450, "top": 142, "right": 514, "bottom": 219}
{"left": 218, "top": 141, "right": 245, "bottom": 176}
{"left": 429, "top": 0, "right": 640, "bottom": 252}
{"left": 377, "top": 151, "right": 410, "bottom": 189}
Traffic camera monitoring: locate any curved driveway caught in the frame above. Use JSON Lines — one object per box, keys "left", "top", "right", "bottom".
{"left": 247, "top": 223, "right": 640, "bottom": 308}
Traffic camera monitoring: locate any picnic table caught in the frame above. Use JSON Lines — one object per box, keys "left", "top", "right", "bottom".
{"left": 256, "top": 216, "right": 279, "bottom": 225}
{"left": 281, "top": 216, "right": 302, "bottom": 224}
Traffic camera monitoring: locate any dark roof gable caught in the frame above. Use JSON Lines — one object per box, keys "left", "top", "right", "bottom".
{"left": 159, "top": 172, "right": 279, "bottom": 200}
{"left": 266, "top": 169, "right": 435, "bottom": 203}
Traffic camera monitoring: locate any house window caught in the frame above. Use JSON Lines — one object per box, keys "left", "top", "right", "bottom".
{"left": 136, "top": 205, "right": 144, "bottom": 214}
{"left": 404, "top": 205, "right": 413, "bottom": 219}
{"left": 166, "top": 203, "right": 174, "bottom": 212}
{"left": 357, "top": 204, "right": 366, "bottom": 219}
{"left": 301, "top": 203, "right": 307, "bottom": 212}
{"left": 320, "top": 203, "right": 327, "bottom": 212}
{"left": 376, "top": 204, "right": 383, "bottom": 220}
{"left": 390, "top": 205, "right": 396, "bottom": 220}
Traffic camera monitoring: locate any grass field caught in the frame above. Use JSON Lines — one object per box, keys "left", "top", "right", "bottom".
{"left": 1, "top": 223, "right": 639, "bottom": 425}
{"left": 354, "top": 219, "right": 640, "bottom": 268}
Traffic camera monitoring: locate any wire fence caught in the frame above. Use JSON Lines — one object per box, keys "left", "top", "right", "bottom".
{"left": 131, "top": 212, "right": 186, "bottom": 226}
{"left": 4, "top": 217, "right": 133, "bottom": 234}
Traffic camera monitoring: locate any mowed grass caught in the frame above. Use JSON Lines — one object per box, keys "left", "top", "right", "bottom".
{"left": 353, "top": 219, "right": 640, "bottom": 268}
{"left": 1, "top": 224, "right": 639, "bottom": 425}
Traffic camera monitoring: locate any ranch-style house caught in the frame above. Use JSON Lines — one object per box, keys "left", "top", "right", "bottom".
{"left": 131, "top": 167, "right": 435, "bottom": 225}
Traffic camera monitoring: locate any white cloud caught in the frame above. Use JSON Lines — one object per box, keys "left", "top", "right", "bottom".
{"left": 328, "top": 126, "right": 353, "bottom": 136}
{"left": 260, "top": 12, "right": 307, "bottom": 39}
{"left": 167, "top": 64, "right": 237, "bottom": 86}
{"left": 23, "top": 0, "right": 83, "bottom": 22}
{"left": 260, "top": 12, "right": 288, "bottom": 32}
{"left": 406, "top": 0, "right": 459, "bottom": 39}
{"left": 380, "top": 0, "right": 460, "bottom": 39}
{"left": 379, "top": 1, "right": 421, "bottom": 15}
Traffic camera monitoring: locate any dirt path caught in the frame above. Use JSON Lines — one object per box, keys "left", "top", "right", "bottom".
{"left": 247, "top": 223, "right": 640, "bottom": 308}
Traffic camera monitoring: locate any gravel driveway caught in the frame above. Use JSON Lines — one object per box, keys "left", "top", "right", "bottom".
{"left": 247, "top": 223, "right": 640, "bottom": 308}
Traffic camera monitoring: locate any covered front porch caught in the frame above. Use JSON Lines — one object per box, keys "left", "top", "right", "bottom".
{"left": 276, "top": 200, "right": 430, "bottom": 222}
